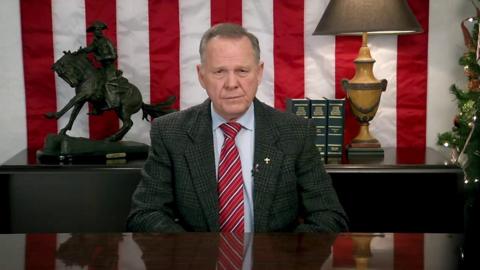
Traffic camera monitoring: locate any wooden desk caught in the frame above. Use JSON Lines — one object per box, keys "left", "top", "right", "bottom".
{"left": 0, "top": 148, "right": 463, "bottom": 233}
{"left": 0, "top": 232, "right": 464, "bottom": 270}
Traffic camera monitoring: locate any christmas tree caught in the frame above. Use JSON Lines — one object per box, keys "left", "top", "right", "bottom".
{"left": 437, "top": 3, "right": 479, "bottom": 266}
{"left": 437, "top": 4, "right": 480, "bottom": 191}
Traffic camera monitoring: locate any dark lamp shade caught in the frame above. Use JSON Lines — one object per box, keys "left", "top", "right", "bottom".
{"left": 313, "top": 0, "right": 423, "bottom": 35}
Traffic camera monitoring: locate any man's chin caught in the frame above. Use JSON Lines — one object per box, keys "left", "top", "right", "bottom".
{"left": 222, "top": 107, "right": 249, "bottom": 120}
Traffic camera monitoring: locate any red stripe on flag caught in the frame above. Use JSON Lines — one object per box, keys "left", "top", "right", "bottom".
{"left": 25, "top": 234, "right": 57, "bottom": 270}
{"left": 396, "top": 0, "right": 429, "bottom": 149}
{"left": 332, "top": 235, "right": 355, "bottom": 268}
{"left": 273, "top": 0, "right": 305, "bottom": 110}
{"left": 211, "top": 0, "right": 242, "bottom": 25}
{"left": 85, "top": 0, "right": 120, "bottom": 140}
{"left": 20, "top": 0, "right": 57, "bottom": 162}
{"left": 394, "top": 234, "right": 424, "bottom": 270}
{"left": 335, "top": 36, "right": 361, "bottom": 148}
{"left": 397, "top": 147, "right": 426, "bottom": 164}
{"left": 149, "top": 0, "right": 180, "bottom": 109}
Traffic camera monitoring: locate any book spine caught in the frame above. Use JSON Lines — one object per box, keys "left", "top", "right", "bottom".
{"left": 326, "top": 99, "right": 345, "bottom": 158}
{"left": 309, "top": 99, "right": 328, "bottom": 159}
{"left": 286, "top": 99, "right": 310, "bottom": 119}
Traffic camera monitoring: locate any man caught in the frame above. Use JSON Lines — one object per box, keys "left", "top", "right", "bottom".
{"left": 78, "top": 21, "right": 120, "bottom": 110}
{"left": 127, "top": 23, "right": 348, "bottom": 233}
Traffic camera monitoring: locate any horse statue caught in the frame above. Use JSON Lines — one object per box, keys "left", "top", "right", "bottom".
{"left": 45, "top": 50, "right": 175, "bottom": 142}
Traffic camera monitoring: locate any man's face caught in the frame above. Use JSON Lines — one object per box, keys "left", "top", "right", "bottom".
{"left": 94, "top": 28, "right": 103, "bottom": 38}
{"left": 197, "top": 36, "right": 263, "bottom": 121}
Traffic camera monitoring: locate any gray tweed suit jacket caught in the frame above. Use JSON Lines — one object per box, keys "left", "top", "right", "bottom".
{"left": 127, "top": 98, "right": 348, "bottom": 232}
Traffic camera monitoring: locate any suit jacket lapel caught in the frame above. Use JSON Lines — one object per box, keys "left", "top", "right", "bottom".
{"left": 184, "top": 99, "right": 220, "bottom": 231}
{"left": 252, "top": 99, "right": 284, "bottom": 232}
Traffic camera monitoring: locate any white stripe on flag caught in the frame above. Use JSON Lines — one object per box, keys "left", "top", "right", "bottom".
{"left": 321, "top": 253, "right": 333, "bottom": 270}
{"left": 304, "top": 0, "right": 335, "bottom": 99}
{"left": 369, "top": 233, "right": 394, "bottom": 268}
{"left": 426, "top": 0, "right": 468, "bottom": 148}
{"left": 179, "top": 0, "right": 210, "bottom": 110}
{"left": 0, "top": 234, "right": 26, "bottom": 270}
{"left": 117, "top": 0, "right": 151, "bottom": 144}
{"left": 369, "top": 35, "right": 398, "bottom": 147}
{"left": 424, "top": 233, "right": 459, "bottom": 270}
{"left": 57, "top": 234, "right": 88, "bottom": 270}
{"left": 119, "top": 233, "right": 146, "bottom": 270}
{"left": 52, "top": 0, "right": 89, "bottom": 138}
{"left": 0, "top": 0, "right": 26, "bottom": 164}
{"left": 243, "top": 0, "right": 275, "bottom": 106}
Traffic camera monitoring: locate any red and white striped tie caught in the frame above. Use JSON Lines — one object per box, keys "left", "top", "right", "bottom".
{"left": 217, "top": 233, "right": 244, "bottom": 270}
{"left": 218, "top": 122, "right": 244, "bottom": 233}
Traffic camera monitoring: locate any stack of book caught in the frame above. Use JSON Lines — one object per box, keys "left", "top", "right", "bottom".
{"left": 286, "top": 98, "right": 345, "bottom": 161}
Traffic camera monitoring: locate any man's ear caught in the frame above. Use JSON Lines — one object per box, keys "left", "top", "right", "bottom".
{"left": 257, "top": 61, "right": 264, "bottom": 84}
{"left": 196, "top": 64, "right": 206, "bottom": 89}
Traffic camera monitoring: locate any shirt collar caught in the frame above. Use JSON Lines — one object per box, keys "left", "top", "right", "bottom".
{"left": 211, "top": 102, "right": 255, "bottom": 131}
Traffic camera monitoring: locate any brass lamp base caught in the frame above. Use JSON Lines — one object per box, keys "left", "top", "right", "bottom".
{"left": 351, "top": 233, "right": 384, "bottom": 270}
{"left": 342, "top": 32, "right": 386, "bottom": 158}
{"left": 352, "top": 234, "right": 374, "bottom": 270}
{"left": 350, "top": 123, "right": 381, "bottom": 148}
{"left": 346, "top": 146, "right": 384, "bottom": 161}
{"left": 347, "top": 124, "right": 384, "bottom": 159}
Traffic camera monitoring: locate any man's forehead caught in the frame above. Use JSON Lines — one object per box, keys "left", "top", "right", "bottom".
{"left": 206, "top": 36, "right": 252, "bottom": 49}
{"left": 203, "top": 36, "right": 257, "bottom": 62}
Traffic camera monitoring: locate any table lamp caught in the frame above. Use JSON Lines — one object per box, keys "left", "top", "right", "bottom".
{"left": 313, "top": 0, "right": 423, "bottom": 157}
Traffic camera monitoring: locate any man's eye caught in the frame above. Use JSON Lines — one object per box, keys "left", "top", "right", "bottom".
{"left": 214, "top": 70, "right": 224, "bottom": 75}
{"left": 237, "top": 69, "right": 249, "bottom": 76}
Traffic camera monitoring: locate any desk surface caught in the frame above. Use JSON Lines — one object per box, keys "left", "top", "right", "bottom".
{"left": 0, "top": 232, "right": 463, "bottom": 270}
{"left": 1, "top": 147, "right": 462, "bottom": 173}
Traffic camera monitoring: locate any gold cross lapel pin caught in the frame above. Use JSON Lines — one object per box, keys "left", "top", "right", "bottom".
{"left": 264, "top": 157, "right": 271, "bottom": 164}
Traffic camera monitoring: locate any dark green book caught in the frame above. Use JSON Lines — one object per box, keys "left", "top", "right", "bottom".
{"left": 309, "top": 99, "right": 328, "bottom": 159}
{"left": 286, "top": 98, "right": 310, "bottom": 119}
{"left": 326, "top": 99, "right": 345, "bottom": 158}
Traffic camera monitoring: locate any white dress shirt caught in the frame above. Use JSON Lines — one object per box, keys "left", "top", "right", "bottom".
{"left": 211, "top": 103, "right": 255, "bottom": 233}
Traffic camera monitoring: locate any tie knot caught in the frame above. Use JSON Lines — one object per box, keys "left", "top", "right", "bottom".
{"left": 220, "top": 122, "right": 242, "bottom": 140}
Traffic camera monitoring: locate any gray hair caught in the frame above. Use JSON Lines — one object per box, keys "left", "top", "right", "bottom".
{"left": 199, "top": 23, "right": 260, "bottom": 63}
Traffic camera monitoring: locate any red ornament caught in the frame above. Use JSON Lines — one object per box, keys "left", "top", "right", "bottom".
{"left": 454, "top": 116, "right": 460, "bottom": 127}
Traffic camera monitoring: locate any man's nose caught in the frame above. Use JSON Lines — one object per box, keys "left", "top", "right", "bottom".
{"left": 224, "top": 72, "right": 239, "bottom": 89}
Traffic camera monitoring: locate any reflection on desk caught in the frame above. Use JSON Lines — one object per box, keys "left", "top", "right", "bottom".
{"left": 0, "top": 233, "right": 462, "bottom": 270}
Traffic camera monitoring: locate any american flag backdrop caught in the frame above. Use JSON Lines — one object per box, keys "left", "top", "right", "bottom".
{"left": 0, "top": 0, "right": 471, "bottom": 163}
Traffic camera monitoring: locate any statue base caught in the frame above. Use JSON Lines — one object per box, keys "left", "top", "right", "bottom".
{"left": 346, "top": 145, "right": 384, "bottom": 163}
{"left": 37, "top": 134, "right": 149, "bottom": 164}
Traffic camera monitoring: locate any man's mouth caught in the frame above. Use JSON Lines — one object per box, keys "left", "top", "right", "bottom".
{"left": 224, "top": 96, "right": 242, "bottom": 100}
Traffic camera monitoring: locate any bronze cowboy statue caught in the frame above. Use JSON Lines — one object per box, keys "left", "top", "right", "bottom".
{"left": 78, "top": 21, "right": 120, "bottom": 112}
{"left": 45, "top": 21, "right": 175, "bottom": 142}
